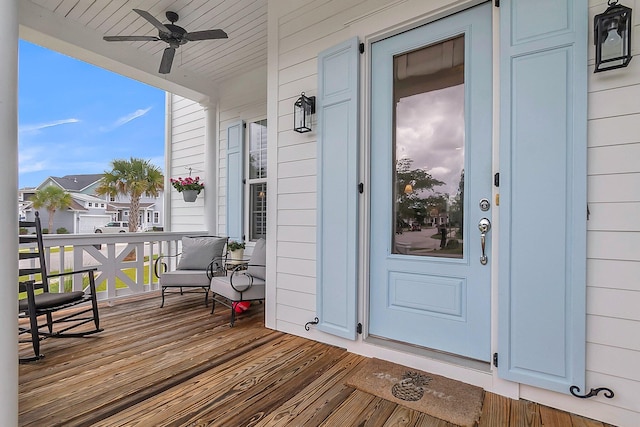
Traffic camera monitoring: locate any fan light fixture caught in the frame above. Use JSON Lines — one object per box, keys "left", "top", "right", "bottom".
{"left": 594, "top": 0, "right": 632, "bottom": 73}
{"left": 103, "top": 9, "right": 228, "bottom": 74}
{"left": 293, "top": 92, "right": 316, "bottom": 133}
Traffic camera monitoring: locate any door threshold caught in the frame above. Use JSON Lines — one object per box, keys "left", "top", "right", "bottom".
{"left": 366, "top": 335, "right": 491, "bottom": 373}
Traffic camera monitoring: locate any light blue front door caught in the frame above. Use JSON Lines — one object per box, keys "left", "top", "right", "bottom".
{"left": 369, "top": 3, "right": 492, "bottom": 361}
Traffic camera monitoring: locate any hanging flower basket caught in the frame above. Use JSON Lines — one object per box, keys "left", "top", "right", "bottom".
{"left": 170, "top": 176, "right": 204, "bottom": 203}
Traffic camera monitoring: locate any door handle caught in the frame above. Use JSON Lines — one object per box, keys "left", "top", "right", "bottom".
{"left": 478, "top": 218, "right": 491, "bottom": 265}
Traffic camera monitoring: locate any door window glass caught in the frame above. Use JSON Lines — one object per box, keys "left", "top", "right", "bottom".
{"left": 393, "top": 35, "right": 465, "bottom": 259}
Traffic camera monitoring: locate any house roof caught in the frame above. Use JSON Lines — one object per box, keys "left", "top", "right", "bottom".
{"left": 67, "top": 199, "right": 89, "bottom": 212}
{"left": 70, "top": 193, "right": 106, "bottom": 203}
{"left": 49, "top": 174, "right": 104, "bottom": 192}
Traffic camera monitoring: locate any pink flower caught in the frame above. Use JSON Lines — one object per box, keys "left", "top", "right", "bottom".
{"left": 170, "top": 176, "right": 205, "bottom": 193}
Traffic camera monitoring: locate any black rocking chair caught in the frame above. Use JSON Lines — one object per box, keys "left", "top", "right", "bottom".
{"left": 19, "top": 211, "right": 103, "bottom": 363}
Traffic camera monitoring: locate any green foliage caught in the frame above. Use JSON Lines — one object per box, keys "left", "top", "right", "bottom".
{"left": 228, "top": 241, "right": 245, "bottom": 251}
{"left": 95, "top": 157, "right": 164, "bottom": 232}
{"left": 395, "top": 158, "right": 445, "bottom": 225}
{"left": 31, "top": 185, "right": 73, "bottom": 232}
{"left": 56, "top": 227, "right": 69, "bottom": 234}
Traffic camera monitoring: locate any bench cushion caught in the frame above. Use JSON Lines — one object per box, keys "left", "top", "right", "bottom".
{"left": 211, "top": 275, "right": 265, "bottom": 301}
{"left": 19, "top": 290, "right": 85, "bottom": 311}
{"left": 159, "top": 270, "right": 210, "bottom": 287}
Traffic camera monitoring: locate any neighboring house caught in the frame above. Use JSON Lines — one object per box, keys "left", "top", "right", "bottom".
{"left": 6, "top": 1, "right": 639, "bottom": 426}
{"left": 21, "top": 174, "right": 164, "bottom": 233}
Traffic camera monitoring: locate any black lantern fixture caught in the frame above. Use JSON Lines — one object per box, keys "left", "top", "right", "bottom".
{"left": 293, "top": 92, "right": 316, "bottom": 133}
{"left": 594, "top": 0, "right": 632, "bottom": 73}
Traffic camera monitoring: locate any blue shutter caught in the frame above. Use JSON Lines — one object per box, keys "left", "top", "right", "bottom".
{"left": 226, "top": 121, "right": 244, "bottom": 242}
{"left": 498, "top": 0, "right": 587, "bottom": 394}
{"left": 316, "top": 37, "right": 359, "bottom": 340}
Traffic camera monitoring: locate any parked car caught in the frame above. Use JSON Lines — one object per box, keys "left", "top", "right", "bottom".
{"left": 94, "top": 221, "right": 129, "bottom": 233}
{"left": 410, "top": 223, "right": 422, "bottom": 231}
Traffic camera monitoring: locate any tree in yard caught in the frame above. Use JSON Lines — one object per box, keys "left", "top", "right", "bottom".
{"left": 395, "top": 157, "right": 444, "bottom": 225}
{"left": 95, "top": 157, "right": 164, "bottom": 232}
{"left": 31, "top": 185, "right": 73, "bottom": 233}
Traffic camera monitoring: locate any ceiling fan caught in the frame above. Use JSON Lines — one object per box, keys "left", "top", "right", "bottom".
{"left": 103, "top": 9, "right": 228, "bottom": 74}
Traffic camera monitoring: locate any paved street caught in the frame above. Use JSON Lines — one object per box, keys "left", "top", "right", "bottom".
{"left": 394, "top": 225, "right": 461, "bottom": 256}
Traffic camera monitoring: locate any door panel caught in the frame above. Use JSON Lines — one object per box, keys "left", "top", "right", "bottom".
{"left": 369, "top": 3, "right": 492, "bottom": 361}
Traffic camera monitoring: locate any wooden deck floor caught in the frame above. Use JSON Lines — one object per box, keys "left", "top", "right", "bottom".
{"left": 19, "top": 293, "right": 614, "bottom": 427}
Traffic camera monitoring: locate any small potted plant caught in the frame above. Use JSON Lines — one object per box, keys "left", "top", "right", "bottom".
{"left": 170, "top": 176, "right": 205, "bottom": 202}
{"left": 227, "top": 240, "right": 246, "bottom": 264}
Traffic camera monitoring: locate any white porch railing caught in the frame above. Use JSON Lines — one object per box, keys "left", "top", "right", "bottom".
{"left": 21, "top": 231, "right": 207, "bottom": 301}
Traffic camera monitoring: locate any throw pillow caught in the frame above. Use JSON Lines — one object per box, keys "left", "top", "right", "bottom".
{"left": 247, "top": 238, "right": 266, "bottom": 280}
{"left": 177, "top": 236, "right": 227, "bottom": 270}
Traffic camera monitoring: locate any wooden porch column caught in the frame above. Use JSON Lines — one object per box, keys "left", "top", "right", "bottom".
{"left": 201, "top": 102, "right": 218, "bottom": 235}
{"left": 0, "top": 0, "right": 19, "bottom": 424}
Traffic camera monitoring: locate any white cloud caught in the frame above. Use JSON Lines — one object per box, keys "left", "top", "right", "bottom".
{"left": 19, "top": 118, "right": 80, "bottom": 134}
{"left": 112, "top": 107, "right": 152, "bottom": 128}
{"left": 19, "top": 146, "right": 48, "bottom": 172}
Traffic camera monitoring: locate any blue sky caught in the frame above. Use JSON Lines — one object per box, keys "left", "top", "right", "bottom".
{"left": 18, "top": 40, "right": 165, "bottom": 188}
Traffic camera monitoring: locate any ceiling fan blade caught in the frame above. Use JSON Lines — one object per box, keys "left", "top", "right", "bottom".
{"left": 159, "top": 47, "right": 176, "bottom": 74}
{"left": 184, "top": 29, "right": 228, "bottom": 41}
{"left": 103, "top": 35, "right": 160, "bottom": 42}
{"left": 133, "top": 9, "right": 171, "bottom": 35}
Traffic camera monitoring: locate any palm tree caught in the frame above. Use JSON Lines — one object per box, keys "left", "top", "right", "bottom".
{"left": 95, "top": 158, "right": 164, "bottom": 232}
{"left": 31, "top": 186, "right": 73, "bottom": 233}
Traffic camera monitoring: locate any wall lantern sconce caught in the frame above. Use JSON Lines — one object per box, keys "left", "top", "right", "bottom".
{"left": 293, "top": 92, "right": 316, "bottom": 133}
{"left": 594, "top": 0, "right": 632, "bottom": 73}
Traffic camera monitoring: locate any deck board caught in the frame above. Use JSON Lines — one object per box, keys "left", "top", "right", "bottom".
{"left": 18, "top": 293, "right": 615, "bottom": 426}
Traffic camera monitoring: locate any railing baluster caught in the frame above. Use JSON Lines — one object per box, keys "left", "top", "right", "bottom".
{"left": 19, "top": 231, "right": 207, "bottom": 302}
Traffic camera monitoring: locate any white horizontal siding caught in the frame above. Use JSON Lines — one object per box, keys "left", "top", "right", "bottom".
{"left": 588, "top": 114, "right": 640, "bottom": 147}
{"left": 588, "top": 231, "right": 640, "bottom": 261}
{"left": 584, "top": 0, "right": 640, "bottom": 421}
{"left": 278, "top": 193, "right": 316, "bottom": 210}
{"left": 276, "top": 272, "right": 316, "bottom": 294}
{"left": 587, "top": 315, "right": 640, "bottom": 351}
{"left": 277, "top": 241, "right": 316, "bottom": 260}
{"left": 587, "top": 203, "right": 640, "bottom": 231}
{"left": 277, "top": 225, "right": 315, "bottom": 243}
{"left": 587, "top": 287, "right": 640, "bottom": 321}
{"left": 278, "top": 288, "right": 315, "bottom": 312}
{"left": 587, "top": 259, "right": 640, "bottom": 291}
{"left": 589, "top": 144, "right": 640, "bottom": 175}
{"left": 169, "top": 94, "right": 206, "bottom": 232}
{"left": 587, "top": 343, "right": 640, "bottom": 383}
{"left": 217, "top": 65, "right": 267, "bottom": 237}
{"left": 588, "top": 173, "right": 640, "bottom": 202}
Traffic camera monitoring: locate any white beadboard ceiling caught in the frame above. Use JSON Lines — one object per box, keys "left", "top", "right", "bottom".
{"left": 19, "top": 0, "right": 268, "bottom": 101}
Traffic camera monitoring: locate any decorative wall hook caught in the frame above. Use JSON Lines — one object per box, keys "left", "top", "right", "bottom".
{"left": 570, "top": 386, "right": 615, "bottom": 399}
{"left": 184, "top": 166, "right": 203, "bottom": 177}
{"left": 304, "top": 317, "right": 319, "bottom": 331}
